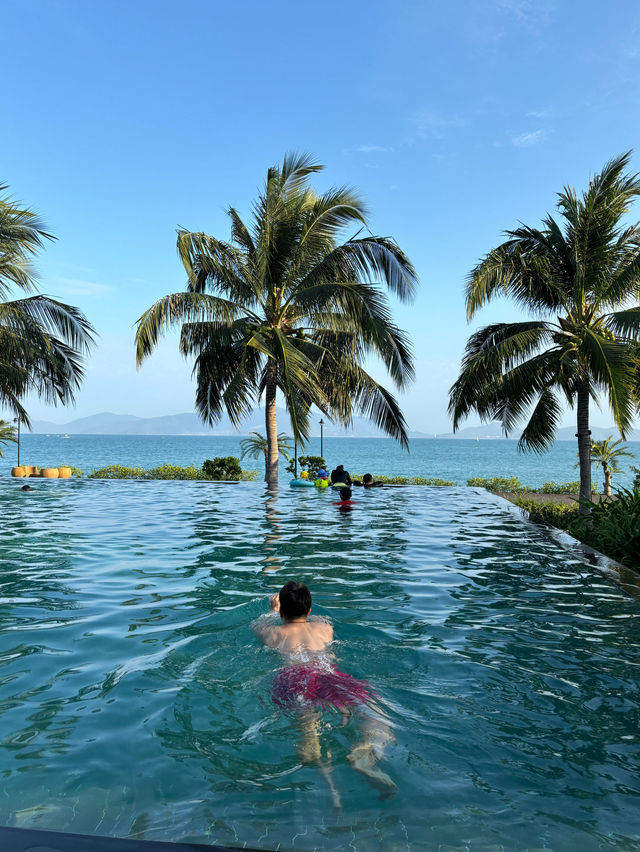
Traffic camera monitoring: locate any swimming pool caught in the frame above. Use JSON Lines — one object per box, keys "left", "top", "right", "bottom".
{"left": 0, "top": 480, "right": 638, "bottom": 851}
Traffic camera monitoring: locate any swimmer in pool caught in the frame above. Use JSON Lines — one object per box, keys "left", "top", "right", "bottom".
{"left": 333, "top": 486, "right": 356, "bottom": 508}
{"left": 252, "top": 581, "right": 395, "bottom": 805}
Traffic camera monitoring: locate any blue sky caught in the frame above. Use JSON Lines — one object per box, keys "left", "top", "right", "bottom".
{"left": 3, "top": 0, "right": 640, "bottom": 433}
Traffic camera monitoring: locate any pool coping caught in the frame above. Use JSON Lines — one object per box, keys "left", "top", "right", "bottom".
{"left": 486, "top": 488, "right": 640, "bottom": 599}
{"left": 0, "top": 824, "right": 272, "bottom": 851}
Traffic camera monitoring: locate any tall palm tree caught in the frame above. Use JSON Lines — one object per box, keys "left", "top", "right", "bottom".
{"left": 449, "top": 152, "right": 640, "bottom": 513}
{"left": 0, "top": 183, "right": 95, "bottom": 425}
{"left": 136, "top": 153, "right": 417, "bottom": 486}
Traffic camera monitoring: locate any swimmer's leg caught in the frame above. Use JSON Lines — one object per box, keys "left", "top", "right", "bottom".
{"left": 297, "top": 710, "right": 341, "bottom": 810}
{"left": 347, "top": 707, "right": 397, "bottom": 799}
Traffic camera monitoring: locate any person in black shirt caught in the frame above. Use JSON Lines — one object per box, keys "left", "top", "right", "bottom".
{"left": 330, "top": 464, "right": 352, "bottom": 486}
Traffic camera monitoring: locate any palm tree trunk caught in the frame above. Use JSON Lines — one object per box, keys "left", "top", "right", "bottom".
{"left": 603, "top": 462, "right": 612, "bottom": 497}
{"left": 264, "top": 363, "right": 279, "bottom": 487}
{"left": 576, "top": 382, "right": 592, "bottom": 514}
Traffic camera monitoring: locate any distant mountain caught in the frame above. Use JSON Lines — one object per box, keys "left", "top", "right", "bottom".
{"left": 29, "top": 409, "right": 432, "bottom": 439}
{"left": 436, "top": 423, "right": 640, "bottom": 441}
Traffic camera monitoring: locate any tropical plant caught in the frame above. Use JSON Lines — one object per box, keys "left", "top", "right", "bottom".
{"left": 135, "top": 153, "right": 417, "bottom": 486}
{"left": 0, "top": 183, "right": 95, "bottom": 424}
{"left": 589, "top": 436, "right": 633, "bottom": 496}
{"left": 0, "top": 419, "right": 17, "bottom": 457}
{"left": 449, "top": 152, "right": 640, "bottom": 514}
{"left": 240, "top": 431, "right": 293, "bottom": 473}
{"left": 569, "top": 488, "right": 640, "bottom": 569}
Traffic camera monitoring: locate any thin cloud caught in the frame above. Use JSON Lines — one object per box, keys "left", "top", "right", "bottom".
{"left": 511, "top": 129, "right": 552, "bottom": 147}
{"left": 356, "top": 145, "right": 395, "bottom": 154}
{"left": 52, "top": 277, "right": 113, "bottom": 296}
{"left": 413, "top": 109, "right": 466, "bottom": 140}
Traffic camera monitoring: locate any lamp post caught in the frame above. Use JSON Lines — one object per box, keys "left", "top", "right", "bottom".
{"left": 13, "top": 416, "right": 21, "bottom": 467}
{"left": 294, "top": 440, "right": 298, "bottom": 479}
{"left": 319, "top": 418, "right": 325, "bottom": 459}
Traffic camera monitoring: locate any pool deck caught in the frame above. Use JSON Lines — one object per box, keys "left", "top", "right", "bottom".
{"left": 0, "top": 824, "right": 270, "bottom": 852}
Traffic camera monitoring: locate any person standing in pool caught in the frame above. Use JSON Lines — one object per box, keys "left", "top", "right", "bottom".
{"left": 330, "top": 464, "right": 352, "bottom": 486}
{"left": 252, "top": 581, "right": 395, "bottom": 805}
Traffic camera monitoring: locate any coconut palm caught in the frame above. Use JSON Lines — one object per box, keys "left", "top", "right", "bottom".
{"left": 0, "top": 183, "right": 95, "bottom": 424}
{"left": 590, "top": 436, "right": 633, "bottom": 496}
{"left": 240, "top": 431, "right": 293, "bottom": 479}
{"left": 449, "top": 152, "right": 640, "bottom": 513}
{"left": 136, "top": 152, "right": 417, "bottom": 486}
{"left": 0, "top": 419, "right": 17, "bottom": 458}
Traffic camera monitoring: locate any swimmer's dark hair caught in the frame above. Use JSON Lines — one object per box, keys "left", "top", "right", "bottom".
{"left": 363, "top": 473, "right": 373, "bottom": 484}
{"left": 339, "top": 486, "right": 352, "bottom": 500}
{"left": 279, "top": 581, "right": 311, "bottom": 619}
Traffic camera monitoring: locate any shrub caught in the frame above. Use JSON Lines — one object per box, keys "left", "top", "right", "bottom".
{"left": 467, "top": 476, "right": 524, "bottom": 492}
{"left": 88, "top": 462, "right": 258, "bottom": 481}
{"left": 202, "top": 457, "right": 243, "bottom": 480}
{"left": 538, "top": 480, "right": 581, "bottom": 494}
{"left": 89, "top": 464, "right": 148, "bottom": 479}
{"left": 569, "top": 488, "right": 640, "bottom": 570}
{"left": 514, "top": 498, "right": 579, "bottom": 529}
{"left": 296, "top": 455, "right": 326, "bottom": 479}
{"left": 353, "top": 474, "right": 456, "bottom": 486}
{"left": 632, "top": 466, "right": 640, "bottom": 489}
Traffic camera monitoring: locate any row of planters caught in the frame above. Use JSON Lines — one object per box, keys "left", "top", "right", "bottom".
{"left": 9, "top": 458, "right": 259, "bottom": 481}
{"left": 11, "top": 465, "right": 81, "bottom": 479}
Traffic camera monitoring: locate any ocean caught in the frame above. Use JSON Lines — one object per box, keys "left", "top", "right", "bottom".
{"left": 2, "top": 434, "right": 639, "bottom": 490}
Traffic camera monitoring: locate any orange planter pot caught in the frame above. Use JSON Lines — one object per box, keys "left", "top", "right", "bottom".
{"left": 11, "top": 466, "right": 26, "bottom": 478}
{"left": 22, "top": 465, "right": 36, "bottom": 476}
{"left": 58, "top": 466, "right": 72, "bottom": 479}
{"left": 40, "top": 468, "right": 60, "bottom": 479}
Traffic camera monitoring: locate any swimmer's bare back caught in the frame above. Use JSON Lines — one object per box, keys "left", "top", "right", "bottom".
{"left": 253, "top": 593, "right": 333, "bottom": 653}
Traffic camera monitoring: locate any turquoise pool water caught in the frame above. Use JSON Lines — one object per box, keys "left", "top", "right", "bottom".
{"left": 0, "top": 480, "right": 638, "bottom": 851}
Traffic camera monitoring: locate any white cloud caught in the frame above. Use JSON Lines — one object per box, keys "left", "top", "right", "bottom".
{"left": 511, "top": 129, "right": 552, "bottom": 147}
{"left": 52, "top": 277, "right": 113, "bottom": 296}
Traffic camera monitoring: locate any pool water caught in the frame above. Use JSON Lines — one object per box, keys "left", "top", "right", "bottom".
{"left": 0, "top": 481, "right": 638, "bottom": 851}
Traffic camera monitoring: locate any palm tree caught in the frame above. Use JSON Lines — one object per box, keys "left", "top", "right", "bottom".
{"left": 590, "top": 436, "right": 633, "bottom": 496}
{"left": 449, "top": 152, "right": 640, "bottom": 513}
{"left": 240, "top": 431, "right": 293, "bottom": 480}
{"left": 0, "top": 183, "right": 95, "bottom": 425}
{"left": 0, "top": 419, "right": 17, "bottom": 458}
{"left": 136, "top": 153, "right": 417, "bottom": 486}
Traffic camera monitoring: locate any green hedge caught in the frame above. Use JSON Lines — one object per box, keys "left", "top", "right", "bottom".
{"left": 468, "top": 477, "right": 592, "bottom": 494}
{"left": 88, "top": 463, "right": 258, "bottom": 481}
{"left": 514, "top": 498, "right": 579, "bottom": 529}
{"left": 467, "top": 476, "right": 525, "bottom": 491}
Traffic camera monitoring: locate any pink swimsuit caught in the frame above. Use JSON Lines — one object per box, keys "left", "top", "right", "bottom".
{"left": 272, "top": 662, "right": 372, "bottom": 709}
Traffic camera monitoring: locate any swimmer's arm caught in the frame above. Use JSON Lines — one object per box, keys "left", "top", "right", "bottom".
{"left": 251, "top": 594, "right": 281, "bottom": 643}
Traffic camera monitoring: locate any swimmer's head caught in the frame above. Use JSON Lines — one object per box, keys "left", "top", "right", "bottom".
{"left": 21, "top": 485, "right": 33, "bottom": 492}
{"left": 339, "top": 487, "right": 352, "bottom": 501}
{"left": 363, "top": 473, "right": 373, "bottom": 484}
{"left": 278, "top": 581, "right": 311, "bottom": 620}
